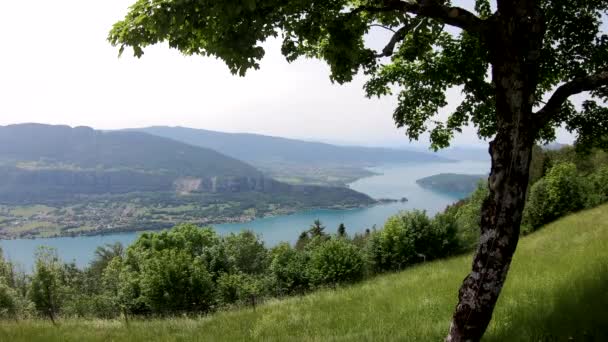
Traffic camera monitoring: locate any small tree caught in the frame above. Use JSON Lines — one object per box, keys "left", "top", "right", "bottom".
{"left": 369, "top": 210, "right": 436, "bottom": 272}
{"left": 455, "top": 181, "right": 489, "bottom": 251}
{"left": 223, "top": 230, "right": 268, "bottom": 275}
{"left": 308, "top": 219, "right": 327, "bottom": 239}
{"left": 28, "top": 247, "right": 64, "bottom": 324}
{"left": 308, "top": 239, "right": 364, "bottom": 287}
{"left": 89, "top": 242, "right": 124, "bottom": 279}
{"left": 217, "top": 272, "right": 267, "bottom": 308}
{"left": 269, "top": 243, "right": 310, "bottom": 295}
{"left": 337, "top": 223, "right": 347, "bottom": 237}
{"left": 295, "top": 231, "right": 310, "bottom": 251}
{"left": 523, "top": 162, "right": 586, "bottom": 230}
{"left": 588, "top": 165, "right": 608, "bottom": 204}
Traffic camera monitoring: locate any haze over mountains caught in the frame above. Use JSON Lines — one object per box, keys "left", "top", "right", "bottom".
{"left": 133, "top": 126, "right": 449, "bottom": 166}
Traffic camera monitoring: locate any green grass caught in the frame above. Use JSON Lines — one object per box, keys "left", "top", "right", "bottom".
{"left": 2, "top": 205, "right": 607, "bottom": 341}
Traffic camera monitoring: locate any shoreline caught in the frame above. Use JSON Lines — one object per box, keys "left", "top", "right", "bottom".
{"left": 0, "top": 200, "right": 401, "bottom": 241}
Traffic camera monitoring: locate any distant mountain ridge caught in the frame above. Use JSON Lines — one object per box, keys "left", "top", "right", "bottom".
{"left": 0, "top": 123, "right": 259, "bottom": 177}
{"left": 132, "top": 126, "right": 449, "bottom": 165}
{"left": 0, "top": 124, "right": 373, "bottom": 206}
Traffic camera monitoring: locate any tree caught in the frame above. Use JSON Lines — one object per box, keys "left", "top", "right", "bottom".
{"left": 116, "top": 224, "right": 223, "bottom": 315}
{"left": 308, "top": 219, "right": 326, "bottom": 238}
{"left": 269, "top": 243, "right": 310, "bottom": 295}
{"left": 29, "top": 247, "right": 64, "bottom": 324}
{"left": 295, "top": 231, "right": 310, "bottom": 251}
{"left": 223, "top": 230, "right": 268, "bottom": 275}
{"left": 368, "top": 210, "right": 438, "bottom": 272}
{"left": 109, "top": 1, "right": 608, "bottom": 340}
{"left": 0, "top": 248, "right": 31, "bottom": 320}
{"left": 337, "top": 223, "right": 347, "bottom": 237}
{"left": 89, "top": 242, "right": 124, "bottom": 278}
{"left": 523, "top": 162, "right": 586, "bottom": 230}
{"left": 307, "top": 239, "right": 364, "bottom": 286}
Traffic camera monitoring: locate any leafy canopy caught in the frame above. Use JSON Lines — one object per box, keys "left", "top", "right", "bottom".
{"left": 109, "top": 0, "right": 608, "bottom": 149}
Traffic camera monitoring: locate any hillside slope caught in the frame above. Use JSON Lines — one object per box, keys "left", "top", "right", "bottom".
{"left": 3, "top": 204, "right": 606, "bottom": 341}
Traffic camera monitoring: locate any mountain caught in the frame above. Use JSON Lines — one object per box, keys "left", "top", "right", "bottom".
{"left": 0, "top": 123, "right": 265, "bottom": 203}
{"left": 132, "top": 126, "right": 449, "bottom": 165}
{"left": 0, "top": 123, "right": 260, "bottom": 177}
{"left": 0, "top": 124, "right": 376, "bottom": 238}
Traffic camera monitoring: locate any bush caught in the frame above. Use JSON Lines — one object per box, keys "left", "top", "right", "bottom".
{"left": 28, "top": 247, "right": 66, "bottom": 322}
{"left": 430, "top": 211, "right": 460, "bottom": 258}
{"left": 586, "top": 165, "right": 608, "bottom": 207}
{"left": 137, "top": 249, "right": 215, "bottom": 314}
{"left": 0, "top": 279, "right": 33, "bottom": 319}
{"left": 216, "top": 272, "right": 268, "bottom": 307}
{"left": 223, "top": 230, "right": 268, "bottom": 275}
{"left": 455, "top": 181, "right": 488, "bottom": 251}
{"left": 114, "top": 225, "right": 224, "bottom": 315}
{"left": 367, "top": 210, "right": 439, "bottom": 273}
{"left": 523, "top": 162, "right": 586, "bottom": 231}
{"left": 269, "top": 243, "right": 310, "bottom": 295}
{"left": 307, "top": 239, "right": 364, "bottom": 287}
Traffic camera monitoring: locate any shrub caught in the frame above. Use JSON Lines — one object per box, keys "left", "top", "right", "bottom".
{"left": 269, "top": 243, "right": 310, "bottom": 295}
{"left": 216, "top": 272, "right": 268, "bottom": 307}
{"left": 430, "top": 211, "right": 460, "bottom": 258}
{"left": 586, "top": 165, "right": 608, "bottom": 207}
{"left": 455, "top": 181, "right": 488, "bottom": 251}
{"left": 368, "top": 210, "right": 442, "bottom": 272}
{"left": 137, "top": 249, "right": 215, "bottom": 314}
{"left": 523, "top": 162, "right": 586, "bottom": 231}
{"left": 307, "top": 239, "right": 364, "bottom": 287}
{"left": 223, "top": 230, "right": 268, "bottom": 275}
{"left": 28, "top": 247, "right": 66, "bottom": 322}
{"left": 0, "top": 278, "right": 33, "bottom": 319}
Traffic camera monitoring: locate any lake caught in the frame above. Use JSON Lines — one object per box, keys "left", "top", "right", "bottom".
{"left": 0, "top": 160, "right": 489, "bottom": 270}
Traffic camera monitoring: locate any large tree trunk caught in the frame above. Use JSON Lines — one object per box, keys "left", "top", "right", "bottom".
{"left": 446, "top": 2, "right": 545, "bottom": 341}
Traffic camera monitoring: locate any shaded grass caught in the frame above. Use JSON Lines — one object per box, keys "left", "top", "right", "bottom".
{"left": 1, "top": 205, "right": 607, "bottom": 341}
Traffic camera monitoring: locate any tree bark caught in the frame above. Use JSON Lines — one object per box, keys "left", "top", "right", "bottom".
{"left": 446, "top": 2, "right": 544, "bottom": 341}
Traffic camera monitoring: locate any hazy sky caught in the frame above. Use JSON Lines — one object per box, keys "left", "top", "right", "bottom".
{"left": 0, "top": 1, "right": 578, "bottom": 147}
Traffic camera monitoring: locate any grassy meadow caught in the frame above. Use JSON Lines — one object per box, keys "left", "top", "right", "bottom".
{"left": 1, "top": 204, "right": 607, "bottom": 341}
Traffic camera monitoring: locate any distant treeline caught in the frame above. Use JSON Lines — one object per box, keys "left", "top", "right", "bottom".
{"left": 0, "top": 146, "right": 606, "bottom": 321}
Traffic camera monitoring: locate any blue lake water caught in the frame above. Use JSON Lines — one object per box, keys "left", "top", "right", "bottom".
{"left": 0, "top": 160, "right": 489, "bottom": 270}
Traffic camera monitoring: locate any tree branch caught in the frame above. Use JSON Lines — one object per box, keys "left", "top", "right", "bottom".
{"left": 376, "top": 20, "right": 421, "bottom": 58}
{"left": 369, "top": 24, "right": 396, "bottom": 33}
{"left": 352, "top": 0, "right": 486, "bottom": 35}
{"left": 535, "top": 70, "right": 608, "bottom": 125}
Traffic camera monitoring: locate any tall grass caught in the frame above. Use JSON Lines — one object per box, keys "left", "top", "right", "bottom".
{"left": 1, "top": 204, "right": 607, "bottom": 341}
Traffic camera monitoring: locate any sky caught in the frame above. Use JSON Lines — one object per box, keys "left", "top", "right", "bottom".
{"left": 0, "top": 0, "right": 578, "bottom": 148}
